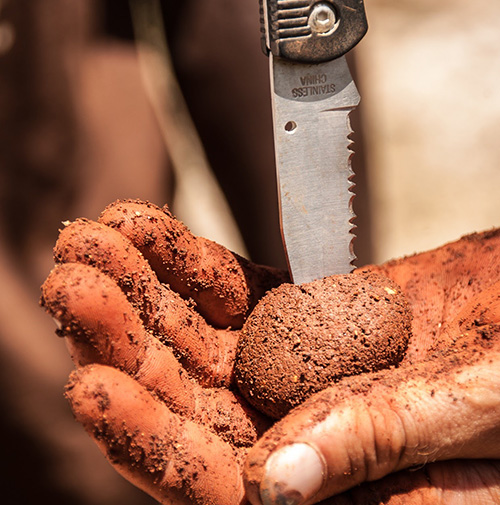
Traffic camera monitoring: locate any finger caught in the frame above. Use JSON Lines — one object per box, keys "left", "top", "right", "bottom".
{"left": 98, "top": 199, "right": 288, "bottom": 328}
{"left": 367, "top": 229, "right": 500, "bottom": 361}
{"left": 244, "top": 336, "right": 500, "bottom": 505}
{"left": 42, "top": 262, "right": 197, "bottom": 413}
{"left": 53, "top": 220, "right": 237, "bottom": 386}
{"left": 41, "top": 262, "right": 268, "bottom": 445}
{"left": 66, "top": 365, "right": 245, "bottom": 505}
{"left": 328, "top": 460, "right": 500, "bottom": 505}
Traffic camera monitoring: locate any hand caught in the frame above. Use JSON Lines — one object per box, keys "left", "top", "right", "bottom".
{"left": 41, "top": 199, "right": 287, "bottom": 505}
{"left": 41, "top": 200, "right": 500, "bottom": 505}
{"left": 246, "top": 230, "right": 500, "bottom": 505}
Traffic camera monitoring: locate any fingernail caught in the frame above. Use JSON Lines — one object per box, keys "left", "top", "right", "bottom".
{"left": 260, "top": 443, "right": 325, "bottom": 505}
{"left": 52, "top": 316, "right": 67, "bottom": 338}
{"left": 52, "top": 317, "right": 62, "bottom": 330}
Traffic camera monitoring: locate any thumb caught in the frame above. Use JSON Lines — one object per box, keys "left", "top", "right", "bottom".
{"left": 243, "top": 327, "right": 500, "bottom": 505}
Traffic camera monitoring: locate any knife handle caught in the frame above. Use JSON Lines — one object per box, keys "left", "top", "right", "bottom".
{"left": 260, "top": 0, "right": 367, "bottom": 63}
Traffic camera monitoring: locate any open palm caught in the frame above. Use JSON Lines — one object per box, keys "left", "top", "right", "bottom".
{"left": 41, "top": 200, "right": 500, "bottom": 505}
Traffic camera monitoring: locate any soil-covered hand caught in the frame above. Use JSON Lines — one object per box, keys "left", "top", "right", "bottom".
{"left": 41, "top": 200, "right": 500, "bottom": 505}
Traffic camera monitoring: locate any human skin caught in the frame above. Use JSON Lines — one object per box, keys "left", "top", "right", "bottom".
{"left": 41, "top": 200, "right": 500, "bottom": 505}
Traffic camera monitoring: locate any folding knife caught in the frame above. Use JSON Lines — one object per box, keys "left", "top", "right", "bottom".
{"left": 261, "top": 0, "right": 368, "bottom": 284}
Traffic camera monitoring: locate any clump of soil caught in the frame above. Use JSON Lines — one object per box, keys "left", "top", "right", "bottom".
{"left": 235, "top": 272, "right": 412, "bottom": 419}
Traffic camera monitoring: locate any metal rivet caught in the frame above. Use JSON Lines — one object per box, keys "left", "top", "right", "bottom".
{"left": 309, "top": 3, "right": 338, "bottom": 35}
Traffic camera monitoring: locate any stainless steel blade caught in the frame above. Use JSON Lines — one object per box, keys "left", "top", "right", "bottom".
{"left": 270, "top": 54, "right": 359, "bottom": 284}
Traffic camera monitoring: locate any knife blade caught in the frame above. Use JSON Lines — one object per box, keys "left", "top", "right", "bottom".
{"left": 261, "top": 0, "right": 368, "bottom": 284}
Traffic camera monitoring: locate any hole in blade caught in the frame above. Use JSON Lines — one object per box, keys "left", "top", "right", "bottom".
{"left": 284, "top": 120, "right": 297, "bottom": 133}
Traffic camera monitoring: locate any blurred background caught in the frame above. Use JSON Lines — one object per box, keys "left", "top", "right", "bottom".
{"left": 0, "top": 0, "right": 498, "bottom": 503}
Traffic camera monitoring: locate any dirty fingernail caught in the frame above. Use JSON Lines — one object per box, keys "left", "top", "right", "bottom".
{"left": 52, "top": 317, "right": 62, "bottom": 330}
{"left": 260, "top": 443, "right": 325, "bottom": 505}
